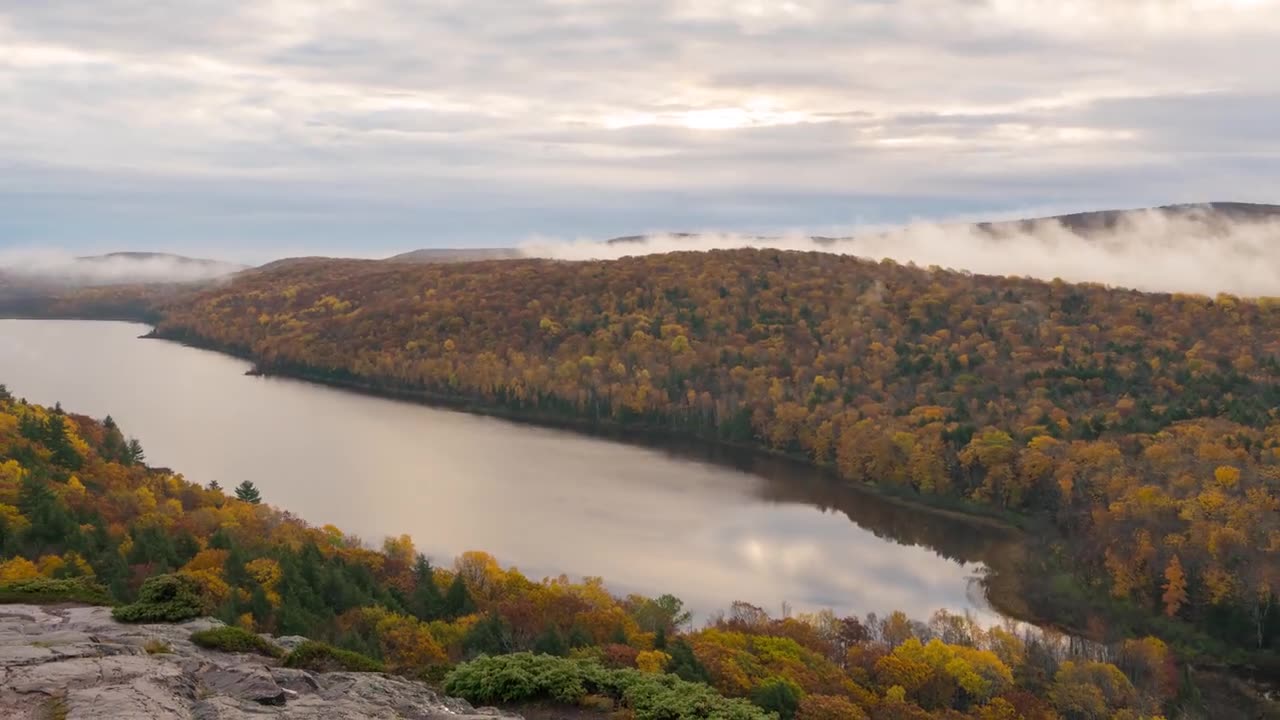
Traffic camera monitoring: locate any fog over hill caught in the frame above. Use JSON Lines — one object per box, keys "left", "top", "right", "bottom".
{"left": 7, "top": 202, "right": 1279, "bottom": 298}
{"left": 516, "top": 202, "right": 1280, "bottom": 297}
{"left": 0, "top": 250, "right": 247, "bottom": 289}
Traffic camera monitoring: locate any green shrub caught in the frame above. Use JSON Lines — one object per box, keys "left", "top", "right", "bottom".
{"left": 190, "top": 626, "right": 284, "bottom": 658}
{"left": 444, "top": 653, "right": 775, "bottom": 720}
{"left": 282, "top": 641, "right": 384, "bottom": 673}
{"left": 112, "top": 574, "right": 206, "bottom": 623}
{"left": 0, "top": 577, "right": 112, "bottom": 606}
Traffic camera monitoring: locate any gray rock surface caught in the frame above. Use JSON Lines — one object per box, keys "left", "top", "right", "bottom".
{"left": 0, "top": 604, "right": 517, "bottom": 719}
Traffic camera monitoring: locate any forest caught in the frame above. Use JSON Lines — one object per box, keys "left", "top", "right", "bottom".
{"left": 0, "top": 389, "right": 1213, "bottom": 718}
{"left": 94, "top": 248, "right": 1280, "bottom": 668}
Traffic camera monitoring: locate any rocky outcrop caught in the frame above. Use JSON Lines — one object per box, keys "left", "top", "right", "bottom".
{"left": 0, "top": 604, "right": 517, "bottom": 719}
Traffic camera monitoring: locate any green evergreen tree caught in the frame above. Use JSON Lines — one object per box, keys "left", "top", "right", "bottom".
{"left": 462, "top": 613, "right": 512, "bottom": 657}
{"left": 567, "top": 623, "right": 592, "bottom": 649}
{"left": 250, "top": 586, "right": 272, "bottom": 627}
{"left": 44, "top": 415, "right": 82, "bottom": 469}
{"left": 533, "top": 624, "right": 568, "bottom": 656}
{"left": 17, "top": 474, "right": 77, "bottom": 551}
{"left": 442, "top": 573, "right": 474, "bottom": 619}
{"left": 234, "top": 480, "right": 262, "bottom": 504}
{"left": 225, "top": 546, "right": 250, "bottom": 587}
{"left": 667, "top": 638, "right": 709, "bottom": 684}
{"left": 409, "top": 555, "right": 443, "bottom": 621}
{"left": 208, "top": 528, "right": 233, "bottom": 550}
{"left": 653, "top": 626, "right": 667, "bottom": 651}
{"left": 127, "top": 525, "right": 179, "bottom": 570}
{"left": 125, "top": 438, "right": 145, "bottom": 465}
{"left": 0, "top": 513, "right": 12, "bottom": 557}
{"left": 101, "top": 415, "right": 128, "bottom": 464}
{"left": 18, "top": 413, "right": 44, "bottom": 440}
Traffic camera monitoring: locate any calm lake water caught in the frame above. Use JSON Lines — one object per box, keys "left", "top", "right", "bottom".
{"left": 0, "top": 319, "right": 1017, "bottom": 621}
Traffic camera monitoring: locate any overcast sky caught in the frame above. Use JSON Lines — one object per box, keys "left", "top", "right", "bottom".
{"left": 2, "top": 0, "right": 1278, "bottom": 261}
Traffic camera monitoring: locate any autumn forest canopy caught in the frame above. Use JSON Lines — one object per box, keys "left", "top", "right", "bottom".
{"left": 3, "top": 244, "right": 1280, "bottom": 717}
{"left": 0, "top": 387, "right": 1225, "bottom": 719}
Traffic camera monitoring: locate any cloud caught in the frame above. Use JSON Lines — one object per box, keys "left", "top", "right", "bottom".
{"left": 521, "top": 206, "right": 1280, "bottom": 297}
{"left": 0, "top": 249, "right": 245, "bottom": 285}
{"left": 0, "top": 0, "right": 1277, "bottom": 255}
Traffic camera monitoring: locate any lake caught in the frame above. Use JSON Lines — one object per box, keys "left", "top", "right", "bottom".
{"left": 0, "top": 319, "right": 1017, "bottom": 622}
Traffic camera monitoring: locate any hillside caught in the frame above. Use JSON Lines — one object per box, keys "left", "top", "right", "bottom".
{"left": 131, "top": 246, "right": 1280, "bottom": 665}
{"left": 385, "top": 248, "right": 523, "bottom": 263}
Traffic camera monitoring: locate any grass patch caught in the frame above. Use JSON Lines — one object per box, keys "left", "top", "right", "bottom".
{"left": 190, "top": 626, "right": 284, "bottom": 658}
{"left": 39, "top": 695, "right": 68, "bottom": 720}
{"left": 282, "top": 641, "right": 384, "bottom": 673}
{"left": 0, "top": 577, "right": 112, "bottom": 606}
{"left": 112, "top": 574, "right": 205, "bottom": 624}
{"left": 143, "top": 639, "right": 172, "bottom": 654}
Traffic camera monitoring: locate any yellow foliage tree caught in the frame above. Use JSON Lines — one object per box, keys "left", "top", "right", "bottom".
{"left": 1162, "top": 556, "right": 1188, "bottom": 617}
{"left": 0, "top": 556, "right": 40, "bottom": 583}
{"left": 635, "top": 649, "right": 672, "bottom": 674}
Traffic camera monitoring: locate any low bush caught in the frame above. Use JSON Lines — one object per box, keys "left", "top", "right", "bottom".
{"left": 112, "top": 574, "right": 206, "bottom": 623}
{"left": 0, "top": 577, "right": 112, "bottom": 606}
{"left": 190, "top": 626, "right": 284, "bottom": 658}
{"left": 444, "top": 653, "right": 775, "bottom": 720}
{"left": 282, "top": 641, "right": 384, "bottom": 673}
{"left": 143, "top": 639, "right": 172, "bottom": 654}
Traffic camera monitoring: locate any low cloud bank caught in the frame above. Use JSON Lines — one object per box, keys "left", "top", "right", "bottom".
{"left": 0, "top": 250, "right": 246, "bottom": 286}
{"left": 520, "top": 206, "right": 1280, "bottom": 297}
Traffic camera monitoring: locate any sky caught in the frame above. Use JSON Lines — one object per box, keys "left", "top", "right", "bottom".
{"left": 1, "top": 0, "right": 1279, "bottom": 262}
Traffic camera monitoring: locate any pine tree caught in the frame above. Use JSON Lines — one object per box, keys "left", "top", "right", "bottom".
{"left": 101, "top": 416, "right": 128, "bottom": 463}
{"left": 250, "top": 586, "right": 272, "bottom": 628}
{"left": 234, "top": 481, "right": 262, "bottom": 504}
{"left": 208, "top": 528, "right": 233, "bottom": 550}
{"left": 18, "top": 474, "right": 77, "bottom": 550}
{"left": 125, "top": 438, "right": 146, "bottom": 466}
{"left": 208, "top": 479, "right": 222, "bottom": 492}
{"left": 45, "top": 415, "right": 82, "bottom": 469}
{"left": 225, "top": 546, "right": 250, "bottom": 587}
{"left": 533, "top": 624, "right": 568, "bottom": 656}
{"left": 18, "top": 413, "right": 43, "bottom": 440}
{"left": 409, "top": 555, "right": 443, "bottom": 621}
{"left": 462, "top": 613, "right": 512, "bottom": 657}
{"left": 667, "top": 638, "right": 709, "bottom": 683}
{"left": 442, "top": 573, "right": 474, "bottom": 619}
{"left": 567, "top": 623, "right": 592, "bottom": 649}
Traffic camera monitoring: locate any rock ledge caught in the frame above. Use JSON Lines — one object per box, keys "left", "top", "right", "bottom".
{"left": 0, "top": 604, "right": 516, "bottom": 719}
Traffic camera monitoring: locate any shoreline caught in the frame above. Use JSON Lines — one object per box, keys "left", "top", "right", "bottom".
{"left": 141, "top": 323, "right": 1031, "bottom": 535}
{"left": 6, "top": 314, "right": 1273, "bottom": 690}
